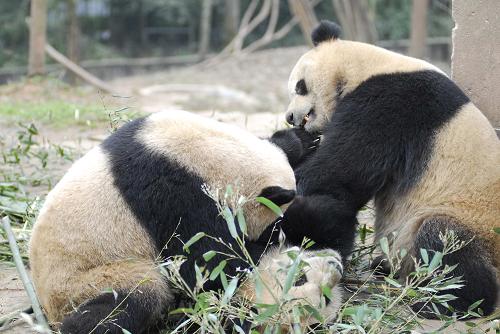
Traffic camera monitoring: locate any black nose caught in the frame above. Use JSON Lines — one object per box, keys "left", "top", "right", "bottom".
{"left": 286, "top": 112, "right": 294, "bottom": 125}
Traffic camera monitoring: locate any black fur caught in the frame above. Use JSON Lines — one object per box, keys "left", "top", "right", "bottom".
{"left": 277, "top": 70, "right": 468, "bottom": 260}
{"left": 412, "top": 216, "right": 498, "bottom": 317}
{"left": 258, "top": 186, "right": 296, "bottom": 206}
{"left": 60, "top": 289, "right": 162, "bottom": 334}
{"left": 311, "top": 21, "right": 341, "bottom": 46}
{"left": 269, "top": 128, "right": 320, "bottom": 169}
{"left": 101, "top": 119, "right": 271, "bottom": 292}
{"left": 295, "top": 79, "right": 308, "bottom": 96}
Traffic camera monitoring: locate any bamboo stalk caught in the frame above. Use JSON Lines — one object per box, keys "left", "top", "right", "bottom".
{"left": 45, "top": 44, "right": 115, "bottom": 94}
{"left": 1, "top": 217, "right": 48, "bottom": 330}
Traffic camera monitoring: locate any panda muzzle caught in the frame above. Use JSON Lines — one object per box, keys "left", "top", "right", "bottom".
{"left": 286, "top": 108, "right": 314, "bottom": 127}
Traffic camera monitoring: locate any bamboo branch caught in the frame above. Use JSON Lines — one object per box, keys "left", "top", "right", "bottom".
{"left": 1, "top": 216, "right": 48, "bottom": 330}
{"left": 45, "top": 44, "right": 116, "bottom": 94}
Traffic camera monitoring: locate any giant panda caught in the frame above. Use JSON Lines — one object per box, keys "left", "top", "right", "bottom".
{"left": 28, "top": 110, "right": 344, "bottom": 334}
{"left": 275, "top": 21, "right": 500, "bottom": 317}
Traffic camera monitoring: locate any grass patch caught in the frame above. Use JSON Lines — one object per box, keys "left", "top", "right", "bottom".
{"left": 0, "top": 100, "right": 108, "bottom": 128}
{"left": 0, "top": 76, "right": 142, "bottom": 128}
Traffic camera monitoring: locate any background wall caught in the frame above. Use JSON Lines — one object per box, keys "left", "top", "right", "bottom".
{"left": 452, "top": 0, "right": 500, "bottom": 129}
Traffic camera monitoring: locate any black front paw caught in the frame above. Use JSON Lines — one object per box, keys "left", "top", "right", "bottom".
{"left": 269, "top": 128, "right": 320, "bottom": 168}
{"left": 258, "top": 186, "right": 296, "bottom": 206}
{"left": 281, "top": 196, "right": 310, "bottom": 244}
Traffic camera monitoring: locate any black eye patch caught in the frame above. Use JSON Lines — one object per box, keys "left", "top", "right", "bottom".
{"left": 295, "top": 79, "right": 308, "bottom": 96}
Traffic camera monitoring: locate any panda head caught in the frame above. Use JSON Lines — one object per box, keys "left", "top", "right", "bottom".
{"left": 285, "top": 20, "right": 441, "bottom": 133}
{"left": 286, "top": 21, "right": 342, "bottom": 133}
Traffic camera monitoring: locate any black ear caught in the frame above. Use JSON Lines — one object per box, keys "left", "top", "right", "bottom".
{"left": 258, "top": 186, "right": 296, "bottom": 206}
{"left": 311, "top": 20, "right": 341, "bottom": 46}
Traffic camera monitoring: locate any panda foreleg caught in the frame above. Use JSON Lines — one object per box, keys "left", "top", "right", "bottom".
{"left": 282, "top": 195, "right": 358, "bottom": 259}
{"left": 269, "top": 128, "right": 320, "bottom": 169}
{"left": 411, "top": 216, "right": 498, "bottom": 318}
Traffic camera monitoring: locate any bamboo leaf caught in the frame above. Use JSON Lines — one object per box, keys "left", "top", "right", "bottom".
{"left": 222, "top": 207, "right": 238, "bottom": 239}
{"left": 209, "top": 260, "right": 227, "bottom": 281}
{"left": 428, "top": 251, "right": 443, "bottom": 272}
{"left": 203, "top": 250, "right": 216, "bottom": 262}
{"left": 222, "top": 277, "right": 239, "bottom": 304}
{"left": 183, "top": 232, "right": 205, "bottom": 254}
{"left": 256, "top": 196, "right": 283, "bottom": 217}
{"left": 379, "top": 237, "right": 389, "bottom": 255}
{"left": 237, "top": 209, "right": 247, "bottom": 236}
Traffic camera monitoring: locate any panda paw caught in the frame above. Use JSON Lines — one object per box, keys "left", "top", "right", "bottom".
{"left": 269, "top": 128, "right": 320, "bottom": 168}
{"left": 289, "top": 248, "right": 343, "bottom": 310}
{"left": 253, "top": 247, "right": 344, "bottom": 325}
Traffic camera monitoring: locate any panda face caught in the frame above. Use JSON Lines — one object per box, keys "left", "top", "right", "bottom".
{"left": 285, "top": 22, "right": 443, "bottom": 133}
{"left": 286, "top": 44, "right": 345, "bottom": 133}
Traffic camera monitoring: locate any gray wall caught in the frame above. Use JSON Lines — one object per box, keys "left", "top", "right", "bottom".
{"left": 452, "top": 0, "right": 500, "bottom": 129}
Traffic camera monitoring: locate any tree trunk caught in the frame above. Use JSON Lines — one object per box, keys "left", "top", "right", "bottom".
{"left": 409, "top": 0, "right": 429, "bottom": 59}
{"left": 288, "top": 0, "right": 319, "bottom": 46}
{"left": 199, "top": 0, "right": 213, "bottom": 59}
{"left": 66, "top": 0, "right": 80, "bottom": 84}
{"left": 332, "top": 0, "right": 377, "bottom": 43}
{"left": 28, "top": 0, "right": 47, "bottom": 76}
{"left": 224, "top": 0, "right": 240, "bottom": 44}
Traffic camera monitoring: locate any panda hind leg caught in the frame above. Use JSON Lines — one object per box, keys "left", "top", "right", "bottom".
{"left": 412, "top": 215, "right": 498, "bottom": 318}
{"left": 59, "top": 261, "right": 172, "bottom": 334}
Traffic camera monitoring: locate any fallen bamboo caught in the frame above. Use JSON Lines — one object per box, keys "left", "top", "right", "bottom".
{"left": 1, "top": 216, "right": 48, "bottom": 330}
{"left": 45, "top": 43, "right": 116, "bottom": 94}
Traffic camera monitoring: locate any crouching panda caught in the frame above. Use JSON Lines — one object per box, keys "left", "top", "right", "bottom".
{"left": 29, "top": 110, "right": 344, "bottom": 334}
{"left": 275, "top": 21, "right": 500, "bottom": 317}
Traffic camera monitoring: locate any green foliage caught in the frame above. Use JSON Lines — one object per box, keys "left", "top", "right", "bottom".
{"left": 0, "top": 100, "right": 106, "bottom": 128}
{"left": 0, "top": 0, "right": 454, "bottom": 68}
{"left": 158, "top": 185, "right": 496, "bottom": 333}
{"left": 374, "top": 0, "right": 453, "bottom": 40}
{"left": 0, "top": 123, "right": 75, "bottom": 263}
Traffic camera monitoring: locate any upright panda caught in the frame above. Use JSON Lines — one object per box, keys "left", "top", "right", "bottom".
{"left": 29, "top": 110, "right": 343, "bottom": 334}
{"left": 277, "top": 21, "right": 500, "bottom": 316}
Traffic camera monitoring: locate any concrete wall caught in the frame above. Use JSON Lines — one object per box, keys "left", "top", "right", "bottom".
{"left": 451, "top": 0, "right": 500, "bottom": 129}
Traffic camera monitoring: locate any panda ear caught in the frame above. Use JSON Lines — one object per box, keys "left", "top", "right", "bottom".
{"left": 258, "top": 186, "right": 296, "bottom": 206}
{"left": 311, "top": 20, "right": 341, "bottom": 46}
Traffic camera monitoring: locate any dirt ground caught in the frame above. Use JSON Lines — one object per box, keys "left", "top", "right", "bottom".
{"left": 0, "top": 47, "right": 498, "bottom": 333}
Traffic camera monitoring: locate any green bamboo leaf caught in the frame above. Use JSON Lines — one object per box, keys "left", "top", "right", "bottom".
{"left": 220, "top": 271, "right": 228, "bottom": 290}
{"left": 467, "top": 299, "right": 484, "bottom": 312}
{"left": 256, "top": 196, "right": 283, "bottom": 217}
{"left": 303, "top": 305, "right": 324, "bottom": 322}
{"left": 194, "top": 263, "right": 203, "bottom": 285}
{"left": 222, "top": 277, "right": 239, "bottom": 304}
{"left": 384, "top": 277, "right": 402, "bottom": 288}
{"left": 379, "top": 237, "right": 389, "bottom": 255}
{"left": 420, "top": 248, "right": 429, "bottom": 264}
{"left": 203, "top": 250, "right": 216, "bottom": 262}
{"left": 222, "top": 207, "right": 238, "bottom": 239}
{"left": 209, "top": 260, "right": 227, "bottom": 281}
{"left": 321, "top": 285, "right": 332, "bottom": 300}
{"left": 183, "top": 232, "right": 205, "bottom": 254}
{"left": 255, "top": 304, "right": 279, "bottom": 322}
{"left": 237, "top": 208, "right": 247, "bottom": 236}
{"left": 428, "top": 251, "right": 443, "bottom": 271}
{"left": 283, "top": 258, "right": 301, "bottom": 294}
